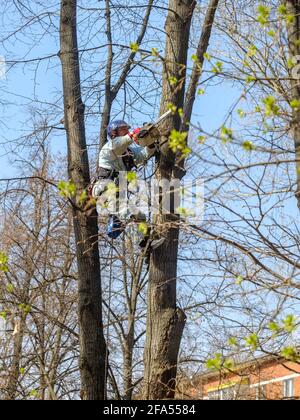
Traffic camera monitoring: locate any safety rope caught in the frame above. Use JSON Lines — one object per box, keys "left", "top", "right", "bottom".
{"left": 137, "top": 143, "right": 160, "bottom": 181}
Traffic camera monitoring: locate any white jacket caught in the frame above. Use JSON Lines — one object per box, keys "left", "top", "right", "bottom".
{"left": 98, "top": 134, "right": 156, "bottom": 172}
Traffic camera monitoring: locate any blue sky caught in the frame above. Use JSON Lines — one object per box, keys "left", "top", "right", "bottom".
{"left": 0, "top": 44, "right": 63, "bottom": 177}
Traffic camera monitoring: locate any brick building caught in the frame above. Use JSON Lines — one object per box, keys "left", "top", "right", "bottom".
{"left": 180, "top": 354, "right": 300, "bottom": 400}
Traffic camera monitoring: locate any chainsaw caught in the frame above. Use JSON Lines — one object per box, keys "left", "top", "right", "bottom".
{"left": 137, "top": 110, "right": 172, "bottom": 147}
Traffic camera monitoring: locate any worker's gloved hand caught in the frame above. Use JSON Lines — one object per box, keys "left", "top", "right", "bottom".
{"left": 129, "top": 127, "right": 141, "bottom": 143}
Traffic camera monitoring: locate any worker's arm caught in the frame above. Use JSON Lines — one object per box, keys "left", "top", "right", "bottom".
{"left": 111, "top": 134, "right": 134, "bottom": 155}
{"left": 132, "top": 143, "right": 156, "bottom": 167}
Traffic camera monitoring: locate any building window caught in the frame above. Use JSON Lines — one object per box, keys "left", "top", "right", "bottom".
{"left": 207, "top": 386, "right": 236, "bottom": 400}
{"left": 283, "top": 379, "right": 294, "bottom": 399}
{"left": 207, "top": 390, "right": 220, "bottom": 400}
{"left": 220, "top": 386, "right": 236, "bottom": 400}
{"left": 256, "top": 385, "right": 267, "bottom": 400}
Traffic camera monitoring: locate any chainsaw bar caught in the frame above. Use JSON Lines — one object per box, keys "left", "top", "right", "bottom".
{"left": 137, "top": 110, "right": 172, "bottom": 140}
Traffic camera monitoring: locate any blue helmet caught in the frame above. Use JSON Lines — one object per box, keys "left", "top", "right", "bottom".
{"left": 107, "top": 120, "right": 130, "bottom": 138}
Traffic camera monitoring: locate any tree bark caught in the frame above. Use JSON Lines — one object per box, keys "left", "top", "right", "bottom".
{"left": 5, "top": 312, "right": 26, "bottom": 400}
{"left": 143, "top": 0, "right": 196, "bottom": 400}
{"left": 286, "top": 0, "right": 300, "bottom": 209}
{"left": 123, "top": 313, "right": 135, "bottom": 400}
{"left": 59, "top": 0, "right": 106, "bottom": 400}
{"left": 182, "top": 0, "right": 219, "bottom": 132}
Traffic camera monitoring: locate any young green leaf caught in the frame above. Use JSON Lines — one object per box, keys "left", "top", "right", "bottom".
{"left": 243, "top": 141, "right": 256, "bottom": 152}
{"left": 168, "top": 76, "right": 178, "bottom": 86}
{"left": 169, "top": 129, "right": 191, "bottom": 157}
{"left": 6, "top": 283, "right": 14, "bottom": 294}
{"left": 130, "top": 42, "right": 139, "bottom": 52}
{"left": 282, "top": 314, "right": 297, "bottom": 333}
{"left": 138, "top": 222, "right": 148, "bottom": 236}
{"left": 245, "top": 333, "right": 259, "bottom": 350}
{"left": 228, "top": 337, "right": 238, "bottom": 347}
{"left": 257, "top": 4, "right": 271, "bottom": 26}
{"left": 281, "top": 347, "right": 299, "bottom": 362}
{"left": 167, "top": 103, "right": 177, "bottom": 114}
{"left": 127, "top": 172, "right": 137, "bottom": 183}
{"left": 220, "top": 126, "right": 233, "bottom": 143}
{"left": 0, "top": 252, "right": 8, "bottom": 272}
{"left": 58, "top": 181, "right": 76, "bottom": 199}
{"left": 262, "top": 96, "right": 280, "bottom": 117}
{"left": 0, "top": 311, "right": 7, "bottom": 320}
{"left": 290, "top": 99, "right": 300, "bottom": 111}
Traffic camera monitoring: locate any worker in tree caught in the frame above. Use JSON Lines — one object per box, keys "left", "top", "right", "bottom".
{"left": 93, "top": 119, "right": 154, "bottom": 189}
{"left": 92, "top": 119, "right": 165, "bottom": 250}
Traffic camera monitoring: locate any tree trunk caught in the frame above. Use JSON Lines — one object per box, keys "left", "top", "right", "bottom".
{"left": 99, "top": 0, "right": 113, "bottom": 150}
{"left": 6, "top": 258, "right": 37, "bottom": 399}
{"left": 123, "top": 314, "right": 135, "bottom": 400}
{"left": 5, "top": 313, "right": 26, "bottom": 400}
{"left": 286, "top": 0, "right": 300, "bottom": 209}
{"left": 143, "top": 0, "right": 196, "bottom": 400}
{"left": 59, "top": 0, "right": 106, "bottom": 400}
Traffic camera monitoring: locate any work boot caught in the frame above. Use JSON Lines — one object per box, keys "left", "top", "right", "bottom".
{"left": 139, "top": 234, "right": 165, "bottom": 250}
{"left": 150, "top": 238, "right": 165, "bottom": 250}
{"left": 139, "top": 237, "right": 149, "bottom": 249}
